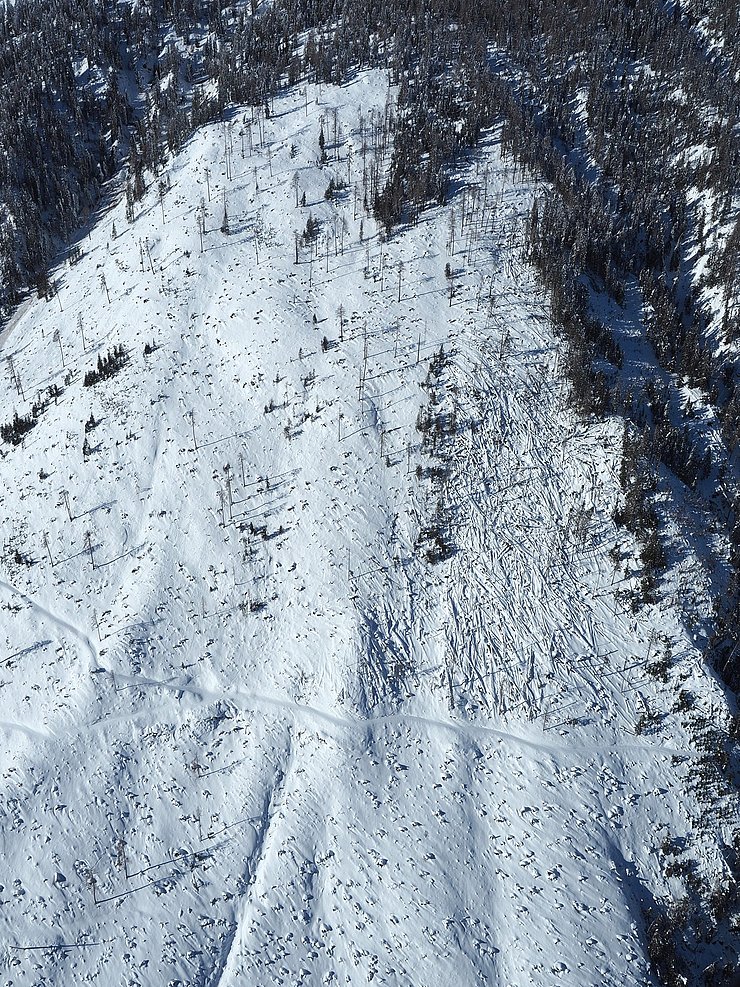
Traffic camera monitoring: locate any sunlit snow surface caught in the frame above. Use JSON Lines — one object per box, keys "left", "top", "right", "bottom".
{"left": 0, "top": 72, "right": 729, "bottom": 986}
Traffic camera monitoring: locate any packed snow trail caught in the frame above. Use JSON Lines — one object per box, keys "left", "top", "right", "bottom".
{"left": 0, "top": 577, "right": 99, "bottom": 665}
{"left": 87, "top": 667, "right": 702, "bottom": 760}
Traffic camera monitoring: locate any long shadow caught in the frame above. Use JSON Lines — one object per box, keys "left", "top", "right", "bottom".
{"left": 197, "top": 425, "right": 258, "bottom": 450}
{"left": 1, "top": 639, "right": 52, "bottom": 666}
{"left": 71, "top": 500, "right": 117, "bottom": 520}
{"left": 55, "top": 542, "right": 103, "bottom": 566}
{"left": 96, "top": 543, "right": 148, "bottom": 568}
{"left": 107, "top": 615, "right": 163, "bottom": 640}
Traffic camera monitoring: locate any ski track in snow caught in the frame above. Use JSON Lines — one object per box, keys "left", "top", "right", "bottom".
{"left": 0, "top": 576, "right": 99, "bottom": 664}
{"left": 93, "top": 666, "right": 701, "bottom": 762}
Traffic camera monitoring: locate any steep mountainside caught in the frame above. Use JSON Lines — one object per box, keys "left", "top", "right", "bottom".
{"left": 3, "top": 0, "right": 740, "bottom": 696}
{"left": 1, "top": 69, "right": 739, "bottom": 986}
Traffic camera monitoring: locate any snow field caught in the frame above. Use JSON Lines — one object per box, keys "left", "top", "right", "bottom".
{"left": 0, "top": 71, "right": 734, "bottom": 985}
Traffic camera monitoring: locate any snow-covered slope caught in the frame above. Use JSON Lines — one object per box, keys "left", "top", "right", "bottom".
{"left": 0, "top": 72, "right": 736, "bottom": 986}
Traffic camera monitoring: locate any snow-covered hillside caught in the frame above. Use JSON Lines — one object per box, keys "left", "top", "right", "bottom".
{"left": 0, "top": 72, "right": 737, "bottom": 985}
